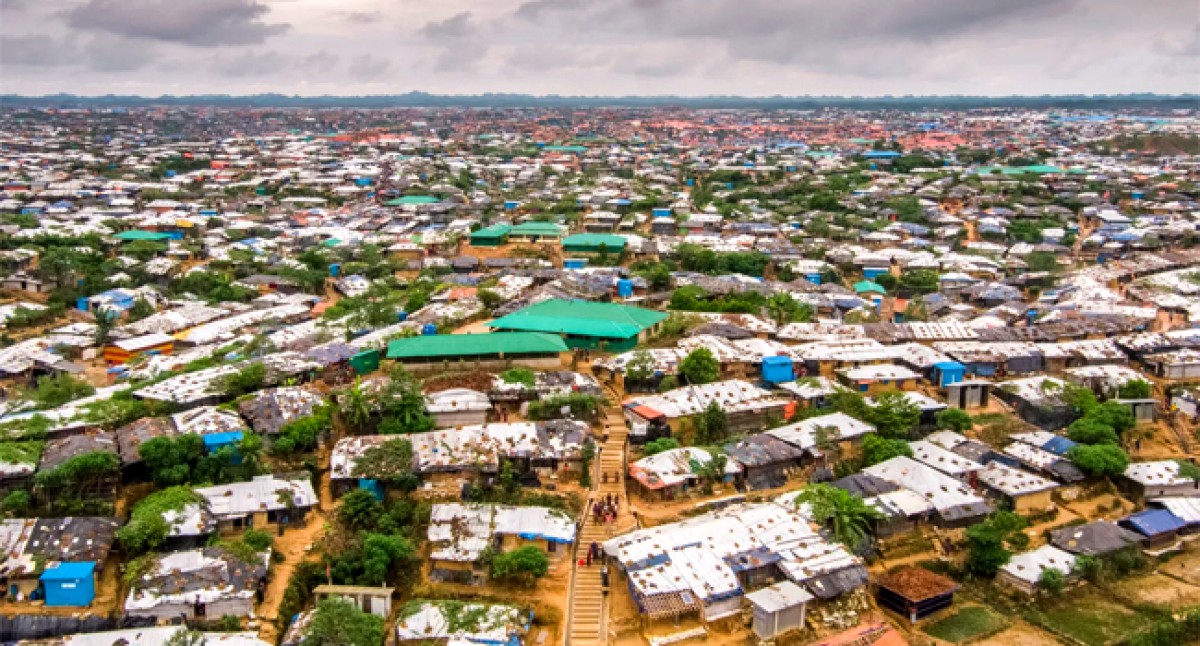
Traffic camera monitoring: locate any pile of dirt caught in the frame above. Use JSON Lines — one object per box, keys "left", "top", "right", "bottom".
{"left": 876, "top": 566, "right": 958, "bottom": 601}
{"left": 422, "top": 371, "right": 496, "bottom": 393}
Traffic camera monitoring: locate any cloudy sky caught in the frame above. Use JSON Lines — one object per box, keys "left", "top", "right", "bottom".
{"left": 1, "top": 0, "right": 1197, "bottom": 97}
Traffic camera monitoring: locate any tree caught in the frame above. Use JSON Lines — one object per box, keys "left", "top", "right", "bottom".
{"left": 303, "top": 597, "right": 385, "bottom": 646}
{"left": 139, "top": 434, "right": 206, "bottom": 486}
{"left": 1038, "top": 567, "right": 1065, "bottom": 596}
{"left": 766, "top": 292, "right": 799, "bottom": 327}
{"left": 898, "top": 269, "right": 940, "bottom": 294}
{"left": 624, "top": 349, "right": 656, "bottom": 383}
{"left": 128, "top": 298, "right": 156, "bottom": 321}
{"left": 1091, "top": 401, "right": 1135, "bottom": 435}
{"left": 490, "top": 545, "right": 550, "bottom": 585}
{"left": 867, "top": 391, "right": 920, "bottom": 439}
{"left": 796, "top": 484, "right": 883, "bottom": 550}
{"left": 1117, "top": 379, "right": 1152, "bottom": 400}
{"left": 93, "top": 308, "right": 118, "bottom": 347}
{"left": 679, "top": 347, "right": 720, "bottom": 385}
{"left": 339, "top": 378, "right": 373, "bottom": 434}
{"left": 477, "top": 288, "right": 502, "bottom": 310}
{"left": 375, "top": 369, "right": 435, "bottom": 434}
{"left": 965, "top": 512, "right": 1028, "bottom": 577}
{"left": 329, "top": 533, "right": 415, "bottom": 586}
{"left": 694, "top": 401, "right": 729, "bottom": 445}
{"left": 1068, "top": 444, "right": 1129, "bottom": 477}
{"left": 119, "top": 486, "right": 201, "bottom": 555}
{"left": 1067, "top": 418, "right": 1119, "bottom": 445}
{"left": 1026, "top": 251, "right": 1060, "bottom": 273}
{"left": 861, "top": 434, "right": 913, "bottom": 467}
{"left": 935, "top": 408, "right": 973, "bottom": 432}
{"left": 216, "top": 362, "right": 267, "bottom": 398}
{"left": 27, "top": 373, "right": 95, "bottom": 409}
{"left": 643, "top": 437, "right": 681, "bottom": 456}
{"left": 339, "top": 489, "right": 383, "bottom": 531}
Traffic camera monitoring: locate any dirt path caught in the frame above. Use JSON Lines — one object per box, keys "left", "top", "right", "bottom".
{"left": 257, "top": 460, "right": 334, "bottom": 642}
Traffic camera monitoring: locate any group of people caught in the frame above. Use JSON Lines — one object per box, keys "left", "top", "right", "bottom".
{"left": 590, "top": 494, "right": 620, "bottom": 525}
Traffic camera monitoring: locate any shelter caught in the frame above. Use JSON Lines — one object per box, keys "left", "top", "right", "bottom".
{"left": 724, "top": 434, "right": 805, "bottom": 490}
{"left": 747, "top": 581, "right": 814, "bottom": 640}
{"left": 1120, "top": 508, "right": 1187, "bottom": 550}
{"left": 469, "top": 223, "right": 512, "bottom": 247}
{"left": 561, "top": 233, "right": 627, "bottom": 254}
{"left": 1050, "top": 521, "right": 1144, "bottom": 556}
{"left": 998, "top": 545, "right": 1077, "bottom": 595}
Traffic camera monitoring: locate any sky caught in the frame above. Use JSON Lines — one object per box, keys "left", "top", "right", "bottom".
{"left": 1, "top": 0, "right": 1198, "bottom": 97}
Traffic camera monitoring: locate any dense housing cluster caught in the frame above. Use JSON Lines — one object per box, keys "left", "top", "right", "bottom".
{"left": 0, "top": 105, "right": 1198, "bottom": 645}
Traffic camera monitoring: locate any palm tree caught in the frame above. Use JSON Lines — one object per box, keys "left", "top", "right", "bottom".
{"left": 796, "top": 484, "right": 883, "bottom": 550}
{"left": 339, "top": 378, "right": 373, "bottom": 434}
{"left": 766, "top": 292, "right": 797, "bottom": 327}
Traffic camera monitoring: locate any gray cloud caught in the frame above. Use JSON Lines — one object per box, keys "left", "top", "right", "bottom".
{"left": 301, "top": 51, "right": 340, "bottom": 75}
{"left": 337, "top": 11, "right": 383, "bottom": 25}
{"left": 418, "top": 12, "right": 489, "bottom": 72}
{"left": 347, "top": 54, "right": 392, "bottom": 81}
{"left": 211, "top": 50, "right": 294, "bottom": 77}
{"left": 419, "top": 12, "right": 477, "bottom": 39}
{"left": 83, "top": 35, "right": 157, "bottom": 72}
{"left": 0, "top": 35, "right": 79, "bottom": 66}
{"left": 66, "top": 0, "right": 289, "bottom": 47}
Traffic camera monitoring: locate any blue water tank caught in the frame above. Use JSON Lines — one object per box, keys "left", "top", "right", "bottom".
{"left": 397, "top": 311, "right": 408, "bottom": 322}
{"left": 805, "top": 273, "right": 822, "bottom": 285}
{"left": 329, "top": 263, "right": 340, "bottom": 277}
{"left": 76, "top": 297, "right": 89, "bottom": 312}
{"left": 564, "top": 259, "right": 587, "bottom": 269}
{"left": 422, "top": 323, "right": 437, "bottom": 335}
{"left": 761, "top": 356, "right": 794, "bottom": 384}
{"left": 686, "top": 178, "right": 695, "bottom": 186}
{"left": 617, "top": 279, "right": 634, "bottom": 298}
{"left": 355, "top": 177, "right": 372, "bottom": 187}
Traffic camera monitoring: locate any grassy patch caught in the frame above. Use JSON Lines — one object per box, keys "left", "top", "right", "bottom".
{"left": 924, "top": 606, "right": 1007, "bottom": 643}
{"left": 1024, "top": 594, "right": 1153, "bottom": 646}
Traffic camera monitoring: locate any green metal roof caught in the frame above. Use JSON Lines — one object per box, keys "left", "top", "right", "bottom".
{"left": 544, "top": 145, "right": 588, "bottom": 153}
{"left": 386, "top": 332, "right": 567, "bottom": 359}
{"left": 385, "top": 195, "right": 441, "bottom": 206}
{"left": 509, "top": 221, "right": 564, "bottom": 237}
{"left": 113, "top": 230, "right": 171, "bottom": 241}
{"left": 489, "top": 299, "right": 667, "bottom": 339}
{"left": 854, "top": 280, "right": 886, "bottom": 295}
{"left": 470, "top": 223, "right": 512, "bottom": 239}
{"left": 561, "top": 233, "right": 627, "bottom": 250}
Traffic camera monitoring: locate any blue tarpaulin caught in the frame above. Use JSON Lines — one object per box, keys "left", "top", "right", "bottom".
{"left": 1122, "top": 508, "right": 1186, "bottom": 537}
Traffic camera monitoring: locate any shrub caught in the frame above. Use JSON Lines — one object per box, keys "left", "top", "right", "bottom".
{"left": 1038, "top": 567, "right": 1064, "bottom": 595}
{"left": 643, "top": 437, "right": 681, "bottom": 456}
{"left": 935, "top": 408, "right": 973, "bottom": 432}
{"left": 490, "top": 546, "right": 549, "bottom": 585}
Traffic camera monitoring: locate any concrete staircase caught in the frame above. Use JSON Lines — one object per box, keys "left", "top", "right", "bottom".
{"left": 566, "top": 401, "right": 634, "bottom": 646}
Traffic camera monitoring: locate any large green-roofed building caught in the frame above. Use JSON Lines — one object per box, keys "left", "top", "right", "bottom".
{"left": 561, "top": 233, "right": 627, "bottom": 254}
{"left": 113, "top": 230, "right": 172, "bottom": 242}
{"left": 385, "top": 195, "right": 441, "bottom": 206}
{"left": 469, "top": 223, "right": 512, "bottom": 247}
{"left": 488, "top": 299, "right": 667, "bottom": 351}
{"left": 508, "top": 221, "right": 564, "bottom": 241}
{"left": 386, "top": 332, "right": 567, "bottom": 365}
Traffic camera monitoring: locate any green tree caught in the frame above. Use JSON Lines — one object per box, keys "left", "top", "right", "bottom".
{"left": 679, "top": 347, "right": 720, "bottom": 385}
{"left": 965, "top": 512, "right": 1028, "bottom": 577}
{"left": 338, "top": 489, "right": 383, "bottom": 531}
{"left": 795, "top": 484, "right": 883, "bottom": 550}
{"left": 375, "top": 369, "right": 435, "bottom": 435}
{"left": 861, "top": 434, "right": 913, "bottom": 467}
{"left": 139, "top": 434, "right": 206, "bottom": 486}
{"left": 1038, "top": 567, "right": 1065, "bottom": 596}
{"left": 935, "top": 408, "right": 973, "bottom": 432}
{"left": 694, "top": 401, "right": 729, "bottom": 445}
{"left": 867, "top": 391, "right": 921, "bottom": 439}
{"left": 93, "top": 308, "right": 118, "bottom": 347}
{"left": 898, "top": 269, "right": 940, "bottom": 295}
{"left": 1067, "top": 444, "right": 1130, "bottom": 477}
{"left": 1117, "top": 379, "right": 1152, "bottom": 400}
{"left": 624, "top": 349, "right": 656, "bottom": 383}
{"left": 477, "top": 288, "right": 503, "bottom": 310}
{"left": 766, "top": 292, "right": 799, "bottom": 327}
{"left": 302, "top": 597, "right": 385, "bottom": 646}
{"left": 339, "top": 378, "right": 373, "bottom": 434}
{"left": 1026, "top": 251, "right": 1060, "bottom": 273}
{"left": 1090, "top": 401, "right": 1135, "bottom": 435}
{"left": 216, "top": 363, "right": 267, "bottom": 398}
{"left": 28, "top": 373, "right": 95, "bottom": 409}
{"left": 1067, "top": 418, "right": 1119, "bottom": 445}
{"left": 490, "top": 545, "right": 550, "bottom": 585}
{"left": 127, "top": 298, "right": 157, "bottom": 321}
{"left": 118, "top": 486, "right": 201, "bottom": 555}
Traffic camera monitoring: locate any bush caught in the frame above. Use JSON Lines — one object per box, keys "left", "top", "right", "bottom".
{"left": 1117, "top": 379, "right": 1152, "bottom": 400}
{"left": 936, "top": 408, "right": 973, "bottom": 431}
{"left": 27, "top": 373, "right": 95, "bottom": 409}
{"left": 1068, "top": 418, "right": 1119, "bottom": 445}
{"left": 861, "top": 434, "right": 913, "bottom": 467}
{"left": 679, "top": 347, "right": 719, "bottom": 385}
{"left": 1038, "top": 567, "right": 1064, "bottom": 595}
{"left": 1068, "top": 444, "right": 1130, "bottom": 477}
{"left": 490, "top": 546, "right": 549, "bottom": 585}
{"left": 643, "top": 437, "right": 681, "bottom": 456}
{"left": 242, "top": 528, "right": 274, "bottom": 552}
{"left": 216, "top": 363, "right": 267, "bottom": 398}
